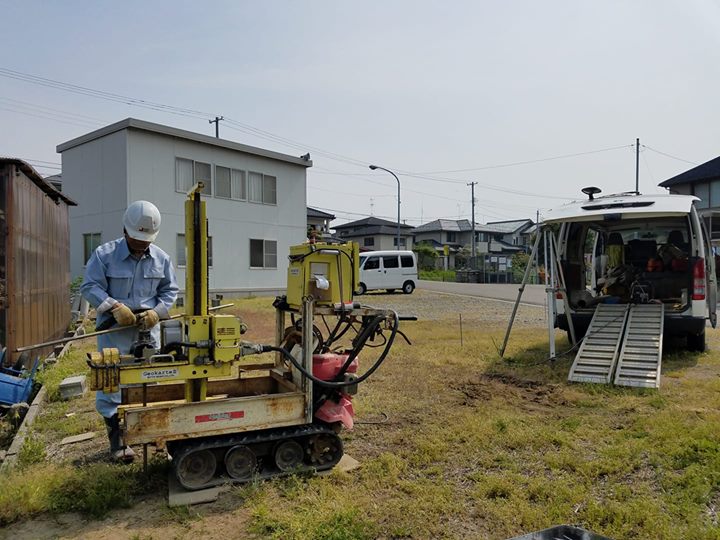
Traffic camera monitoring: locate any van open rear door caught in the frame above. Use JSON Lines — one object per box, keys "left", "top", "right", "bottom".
{"left": 698, "top": 211, "right": 717, "bottom": 328}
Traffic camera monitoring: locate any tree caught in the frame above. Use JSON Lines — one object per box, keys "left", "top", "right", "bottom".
{"left": 413, "top": 242, "right": 438, "bottom": 271}
{"left": 511, "top": 252, "right": 531, "bottom": 283}
{"left": 455, "top": 245, "right": 472, "bottom": 268}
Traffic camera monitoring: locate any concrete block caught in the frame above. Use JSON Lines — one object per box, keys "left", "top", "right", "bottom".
{"left": 167, "top": 474, "right": 221, "bottom": 507}
{"left": 60, "top": 432, "right": 96, "bottom": 445}
{"left": 59, "top": 375, "right": 87, "bottom": 399}
{"left": 318, "top": 453, "right": 361, "bottom": 475}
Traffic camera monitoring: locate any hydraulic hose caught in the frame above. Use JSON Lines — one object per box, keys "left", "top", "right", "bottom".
{"left": 264, "top": 310, "right": 399, "bottom": 389}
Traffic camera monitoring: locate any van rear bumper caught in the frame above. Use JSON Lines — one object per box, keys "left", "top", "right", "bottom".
{"left": 557, "top": 310, "right": 706, "bottom": 337}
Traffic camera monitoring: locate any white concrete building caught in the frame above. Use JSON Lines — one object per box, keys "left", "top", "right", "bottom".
{"left": 58, "top": 118, "right": 312, "bottom": 295}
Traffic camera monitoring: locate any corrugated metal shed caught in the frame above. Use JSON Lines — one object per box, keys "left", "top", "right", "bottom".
{"left": 0, "top": 158, "right": 76, "bottom": 366}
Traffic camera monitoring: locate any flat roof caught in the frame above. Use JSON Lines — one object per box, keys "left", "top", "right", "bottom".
{"left": 57, "top": 118, "right": 313, "bottom": 168}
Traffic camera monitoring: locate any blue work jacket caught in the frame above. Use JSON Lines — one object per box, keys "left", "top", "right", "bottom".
{"left": 81, "top": 237, "right": 179, "bottom": 417}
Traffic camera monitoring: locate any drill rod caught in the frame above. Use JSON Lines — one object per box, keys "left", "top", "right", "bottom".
{"left": 14, "top": 303, "right": 235, "bottom": 353}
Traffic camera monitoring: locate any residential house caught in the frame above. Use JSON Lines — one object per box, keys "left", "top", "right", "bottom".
{"left": 412, "top": 218, "right": 535, "bottom": 268}
{"left": 58, "top": 118, "right": 312, "bottom": 295}
{"left": 412, "top": 219, "right": 474, "bottom": 267}
{"left": 658, "top": 155, "right": 720, "bottom": 242}
{"left": 482, "top": 219, "right": 535, "bottom": 253}
{"left": 307, "top": 207, "right": 335, "bottom": 240}
{"left": 333, "top": 216, "right": 414, "bottom": 251}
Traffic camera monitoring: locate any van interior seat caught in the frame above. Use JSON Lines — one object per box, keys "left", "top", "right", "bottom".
{"left": 667, "top": 230, "right": 688, "bottom": 254}
{"left": 626, "top": 239, "right": 658, "bottom": 267}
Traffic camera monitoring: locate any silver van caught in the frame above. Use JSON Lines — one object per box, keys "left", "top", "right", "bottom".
{"left": 546, "top": 189, "right": 717, "bottom": 351}
{"left": 356, "top": 250, "right": 418, "bottom": 294}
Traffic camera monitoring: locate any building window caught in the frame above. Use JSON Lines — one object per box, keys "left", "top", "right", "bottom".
{"left": 250, "top": 239, "right": 277, "bottom": 268}
{"left": 393, "top": 237, "right": 407, "bottom": 247}
{"left": 263, "top": 175, "right": 277, "bottom": 204}
{"left": 175, "top": 158, "right": 212, "bottom": 195}
{"left": 83, "top": 233, "right": 101, "bottom": 263}
{"left": 176, "top": 234, "right": 213, "bottom": 267}
{"left": 364, "top": 237, "right": 375, "bottom": 247}
{"left": 216, "top": 166, "right": 247, "bottom": 200}
{"left": 446, "top": 232, "right": 456, "bottom": 242}
{"left": 248, "top": 171, "right": 277, "bottom": 204}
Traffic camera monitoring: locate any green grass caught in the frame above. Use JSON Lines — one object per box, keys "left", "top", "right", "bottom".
{"left": 35, "top": 346, "right": 94, "bottom": 402}
{"left": 2, "top": 297, "right": 720, "bottom": 539}
{"left": 419, "top": 269, "right": 456, "bottom": 281}
{"left": 0, "top": 459, "right": 169, "bottom": 525}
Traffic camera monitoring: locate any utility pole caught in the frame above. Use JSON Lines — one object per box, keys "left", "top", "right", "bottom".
{"left": 535, "top": 209, "right": 540, "bottom": 283}
{"left": 635, "top": 137, "right": 640, "bottom": 193}
{"left": 468, "top": 182, "right": 477, "bottom": 269}
{"left": 209, "top": 116, "right": 224, "bottom": 138}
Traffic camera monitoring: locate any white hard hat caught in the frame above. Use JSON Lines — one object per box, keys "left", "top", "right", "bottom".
{"left": 123, "top": 201, "right": 161, "bottom": 242}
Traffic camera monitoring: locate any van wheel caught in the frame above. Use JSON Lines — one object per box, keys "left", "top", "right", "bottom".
{"left": 356, "top": 283, "right": 367, "bottom": 295}
{"left": 402, "top": 281, "right": 415, "bottom": 294}
{"left": 687, "top": 330, "right": 706, "bottom": 352}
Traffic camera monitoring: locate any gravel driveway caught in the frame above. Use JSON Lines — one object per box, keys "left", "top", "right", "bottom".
{"left": 357, "top": 289, "right": 547, "bottom": 328}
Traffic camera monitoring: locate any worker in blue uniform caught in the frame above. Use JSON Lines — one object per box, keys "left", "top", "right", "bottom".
{"left": 81, "top": 201, "right": 178, "bottom": 462}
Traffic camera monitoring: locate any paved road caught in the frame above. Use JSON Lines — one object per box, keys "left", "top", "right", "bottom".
{"left": 417, "top": 280, "right": 548, "bottom": 306}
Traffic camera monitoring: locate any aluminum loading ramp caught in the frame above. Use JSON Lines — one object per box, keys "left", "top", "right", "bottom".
{"left": 568, "top": 303, "right": 665, "bottom": 388}
{"left": 614, "top": 303, "right": 664, "bottom": 388}
{"left": 568, "top": 304, "right": 629, "bottom": 384}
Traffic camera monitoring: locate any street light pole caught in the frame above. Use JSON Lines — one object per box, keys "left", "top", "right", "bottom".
{"left": 369, "top": 165, "right": 401, "bottom": 250}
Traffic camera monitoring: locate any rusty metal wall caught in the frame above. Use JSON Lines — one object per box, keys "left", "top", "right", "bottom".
{"left": 1, "top": 163, "right": 72, "bottom": 365}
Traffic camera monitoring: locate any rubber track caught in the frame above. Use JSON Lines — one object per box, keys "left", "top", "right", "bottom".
{"left": 170, "top": 423, "right": 344, "bottom": 490}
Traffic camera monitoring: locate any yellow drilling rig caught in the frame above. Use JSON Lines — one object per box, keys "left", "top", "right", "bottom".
{"left": 83, "top": 183, "right": 406, "bottom": 490}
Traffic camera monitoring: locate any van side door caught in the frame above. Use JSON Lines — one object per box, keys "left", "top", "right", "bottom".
{"left": 363, "top": 256, "right": 382, "bottom": 289}
{"left": 382, "top": 255, "right": 400, "bottom": 288}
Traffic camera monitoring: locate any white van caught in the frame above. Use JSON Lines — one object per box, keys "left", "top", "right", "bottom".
{"left": 356, "top": 250, "right": 418, "bottom": 294}
{"left": 546, "top": 189, "right": 717, "bottom": 351}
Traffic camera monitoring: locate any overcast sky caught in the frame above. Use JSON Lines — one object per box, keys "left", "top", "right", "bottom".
{"left": 1, "top": 0, "right": 719, "bottom": 225}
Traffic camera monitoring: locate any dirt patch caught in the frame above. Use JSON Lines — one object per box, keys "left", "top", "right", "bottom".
{"left": 231, "top": 308, "right": 276, "bottom": 343}
{"left": 451, "top": 372, "right": 567, "bottom": 411}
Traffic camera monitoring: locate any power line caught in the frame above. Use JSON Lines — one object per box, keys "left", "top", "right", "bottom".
{"left": 312, "top": 166, "right": 574, "bottom": 201}
{"left": 21, "top": 158, "right": 61, "bottom": 166}
{"left": 0, "top": 68, "right": 214, "bottom": 120}
{"left": 0, "top": 96, "right": 107, "bottom": 124}
{"left": 410, "top": 144, "right": 634, "bottom": 174}
{"left": 310, "top": 173, "right": 539, "bottom": 213}
{"left": 0, "top": 105, "right": 100, "bottom": 129}
{"left": 0, "top": 67, "right": 640, "bottom": 206}
{"left": 0, "top": 67, "right": 381, "bottom": 169}
{"left": 0, "top": 67, "right": 621, "bottom": 202}
{"left": 642, "top": 145, "right": 698, "bottom": 165}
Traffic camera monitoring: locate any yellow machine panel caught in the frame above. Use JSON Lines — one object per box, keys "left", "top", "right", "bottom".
{"left": 286, "top": 242, "right": 359, "bottom": 309}
{"left": 211, "top": 315, "right": 241, "bottom": 362}
{"left": 187, "top": 315, "right": 210, "bottom": 363}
